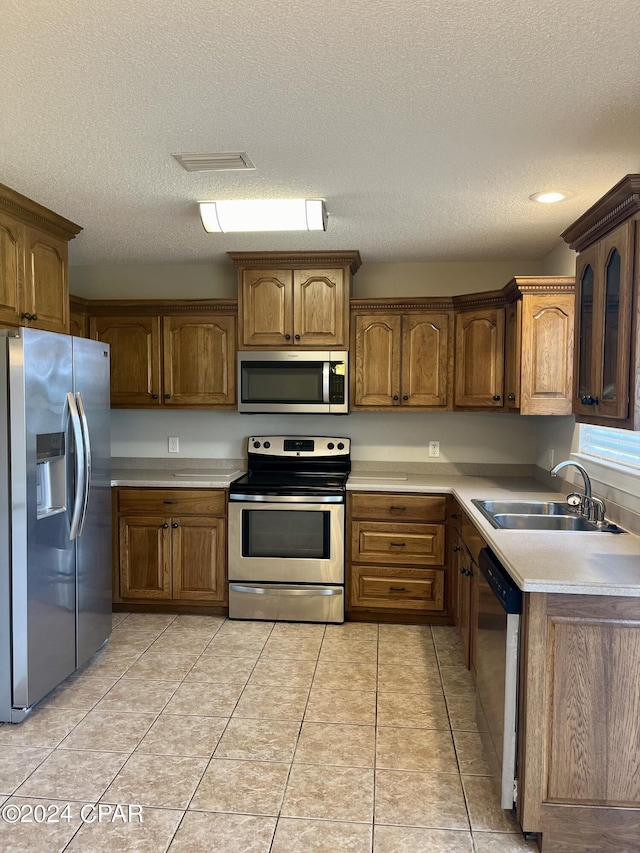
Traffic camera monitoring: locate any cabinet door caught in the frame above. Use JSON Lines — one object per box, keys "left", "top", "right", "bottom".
{"left": 504, "top": 301, "right": 521, "bottom": 408}
{"left": 162, "top": 314, "right": 236, "bottom": 406}
{"left": 0, "top": 211, "right": 24, "bottom": 327}
{"left": 91, "top": 315, "right": 161, "bottom": 407}
{"left": 455, "top": 535, "right": 473, "bottom": 668}
{"left": 23, "top": 227, "right": 69, "bottom": 333}
{"left": 171, "top": 516, "right": 227, "bottom": 603}
{"left": 520, "top": 294, "right": 574, "bottom": 415}
{"left": 401, "top": 312, "right": 451, "bottom": 407}
{"left": 352, "top": 313, "right": 402, "bottom": 407}
{"left": 119, "top": 515, "right": 171, "bottom": 599}
{"left": 574, "top": 242, "right": 600, "bottom": 416}
{"left": 293, "top": 268, "right": 347, "bottom": 347}
{"left": 454, "top": 307, "right": 505, "bottom": 407}
{"left": 595, "top": 222, "right": 634, "bottom": 421}
{"left": 239, "top": 269, "right": 293, "bottom": 347}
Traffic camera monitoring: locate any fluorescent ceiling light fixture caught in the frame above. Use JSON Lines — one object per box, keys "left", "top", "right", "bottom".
{"left": 529, "top": 190, "right": 567, "bottom": 203}
{"left": 173, "top": 152, "right": 255, "bottom": 172}
{"left": 199, "top": 199, "right": 327, "bottom": 232}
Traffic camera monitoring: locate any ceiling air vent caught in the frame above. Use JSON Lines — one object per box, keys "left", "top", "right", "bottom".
{"left": 172, "top": 152, "right": 256, "bottom": 172}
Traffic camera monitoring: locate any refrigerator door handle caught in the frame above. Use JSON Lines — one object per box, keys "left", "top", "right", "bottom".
{"left": 67, "top": 391, "right": 85, "bottom": 541}
{"left": 75, "top": 392, "right": 92, "bottom": 537}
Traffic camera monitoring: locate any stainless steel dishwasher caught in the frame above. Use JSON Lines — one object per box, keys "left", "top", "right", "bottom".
{"left": 475, "top": 547, "right": 522, "bottom": 809}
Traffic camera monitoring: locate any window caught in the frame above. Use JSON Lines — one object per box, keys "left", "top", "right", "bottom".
{"left": 579, "top": 424, "right": 640, "bottom": 472}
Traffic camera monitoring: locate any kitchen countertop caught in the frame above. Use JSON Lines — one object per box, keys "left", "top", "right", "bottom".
{"left": 110, "top": 465, "right": 640, "bottom": 598}
{"left": 347, "top": 471, "right": 640, "bottom": 597}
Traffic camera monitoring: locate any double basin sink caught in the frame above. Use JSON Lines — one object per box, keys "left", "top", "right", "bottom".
{"left": 472, "top": 499, "right": 623, "bottom": 533}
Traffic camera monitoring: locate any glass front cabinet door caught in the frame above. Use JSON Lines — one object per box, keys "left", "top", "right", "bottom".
{"left": 573, "top": 220, "right": 634, "bottom": 422}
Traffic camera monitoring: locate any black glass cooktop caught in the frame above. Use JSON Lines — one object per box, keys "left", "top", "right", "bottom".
{"left": 230, "top": 470, "right": 348, "bottom": 496}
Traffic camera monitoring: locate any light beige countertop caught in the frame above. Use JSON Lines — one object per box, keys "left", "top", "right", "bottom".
{"left": 111, "top": 467, "right": 245, "bottom": 488}
{"left": 347, "top": 471, "right": 640, "bottom": 597}
{"left": 110, "top": 462, "right": 640, "bottom": 597}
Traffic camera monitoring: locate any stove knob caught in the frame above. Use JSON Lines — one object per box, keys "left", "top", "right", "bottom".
{"left": 253, "top": 441, "right": 261, "bottom": 448}
{"left": 264, "top": 441, "right": 271, "bottom": 449}
{"left": 327, "top": 442, "right": 335, "bottom": 450}
{"left": 337, "top": 442, "right": 345, "bottom": 450}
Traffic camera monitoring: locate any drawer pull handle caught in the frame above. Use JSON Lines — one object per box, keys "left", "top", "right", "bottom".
{"left": 389, "top": 586, "right": 406, "bottom": 592}
{"left": 389, "top": 505, "right": 406, "bottom": 511}
{"left": 163, "top": 500, "right": 179, "bottom": 504}
{"left": 390, "top": 542, "right": 406, "bottom": 547}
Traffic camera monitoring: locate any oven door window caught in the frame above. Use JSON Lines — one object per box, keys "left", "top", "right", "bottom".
{"left": 241, "top": 362, "right": 324, "bottom": 404}
{"left": 242, "top": 509, "right": 330, "bottom": 559}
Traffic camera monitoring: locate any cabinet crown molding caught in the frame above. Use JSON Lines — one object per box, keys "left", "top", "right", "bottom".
{"left": 0, "top": 182, "right": 82, "bottom": 241}
{"left": 561, "top": 174, "right": 640, "bottom": 252}
{"left": 228, "top": 250, "right": 362, "bottom": 274}
{"left": 80, "top": 298, "right": 237, "bottom": 315}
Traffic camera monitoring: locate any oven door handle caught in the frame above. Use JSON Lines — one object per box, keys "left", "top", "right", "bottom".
{"left": 230, "top": 584, "right": 343, "bottom": 597}
{"left": 229, "top": 493, "right": 344, "bottom": 504}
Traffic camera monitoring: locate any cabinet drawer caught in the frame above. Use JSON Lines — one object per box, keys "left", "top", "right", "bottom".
{"left": 117, "top": 488, "right": 226, "bottom": 517}
{"left": 350, "top": 493, "right": 446, "bottom": 522}
{"left": 350, "top": 566, "right": 445, "bottom": 611}
{"left": 351, "top": 521, "right": 445, "bottom": 566}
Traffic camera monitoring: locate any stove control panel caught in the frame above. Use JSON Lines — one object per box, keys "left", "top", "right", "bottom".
{"left": 247, "top": 436, "right": 350, "bottom": 457}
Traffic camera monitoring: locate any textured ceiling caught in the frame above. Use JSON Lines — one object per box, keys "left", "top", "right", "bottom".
{"left": 2, "top": 0, "right": 639, "bottom": 267}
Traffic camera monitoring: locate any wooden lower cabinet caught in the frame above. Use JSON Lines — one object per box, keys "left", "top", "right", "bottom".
{"left": 518, "top": 592, "right": 640, "bottom": 851}
{"left": 114, "top": 488, "right": 227, "bottom": 607}
{"left": 347, "top": 492, "right": 452, "bottom": 622}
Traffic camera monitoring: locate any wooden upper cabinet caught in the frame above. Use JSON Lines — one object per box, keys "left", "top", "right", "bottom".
{"left": 0, "top": 183, "right": 81, "bottom": 333}
{"left": 230, "top": 251, "right": 361, "bottom": 350}
{"left": 90, "top": 314, "right": 161, "bottom": 407}
{"left": 351, "top": 306, "right": 452, "bottom": 410}
{"left": 239, "top": 269, "right": 293, "bottom": 347}
{"left": 454, "top": 306, "right": 505, "bottom": 408}
{"left": 503, "top": 278, "right": 575, "bottom": 415}
{"left": 562, "top": 175, "right": 640, "bottom": 429}
{"left": 162, "top": 314, "right": 236, "bottom": 407}
{"left": 88, "top": 302, "right": 237, "bottom": 409}
{"left": 24, "top": 227, "right": 69, "bottom": 334}
{"left": 69, "top": 295, "right": 89, "bottom": 338}
{"left": 0, "top": 210, "right": 24, "bottom": 327}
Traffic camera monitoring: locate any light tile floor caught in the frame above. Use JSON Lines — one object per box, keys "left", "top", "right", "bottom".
{"left": 0, "top": 615, "right": 539, "bottom": 853}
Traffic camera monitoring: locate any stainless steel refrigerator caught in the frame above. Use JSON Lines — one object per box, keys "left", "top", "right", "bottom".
{"left": 0, "top": 327, "right": 111, "bottom": 723}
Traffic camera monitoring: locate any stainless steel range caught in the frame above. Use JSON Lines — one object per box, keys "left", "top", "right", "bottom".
{"left": 228, "top": 436, "right": 350, "bottom": 623}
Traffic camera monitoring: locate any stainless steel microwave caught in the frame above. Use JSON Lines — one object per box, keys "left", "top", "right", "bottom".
{"left": 237, "top": 351, "right": 348, "bottom": 414}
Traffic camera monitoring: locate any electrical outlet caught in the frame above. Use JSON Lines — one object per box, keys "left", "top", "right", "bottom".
{"left": 168, "top": 436, "right": 179, "bottom": 453}
{"left": 428, "top": 440, "right": 440, "bottom": 458}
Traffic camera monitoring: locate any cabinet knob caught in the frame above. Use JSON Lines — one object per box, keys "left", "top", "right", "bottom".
{"left": 20, "top": 312, "right": 33, "bottom": 321}
{"left": 172, "top": 522, "right": 179, "bottom": 528}
{"left": 403, "top": 395, "right": 408, "bottom": 401}
{"left": 508, "top": 394, "right": 516, "bottom": 401}
{"left": 285, "top": 334, "right": 291, "bottom": 340}
{"left": 294, "top": 334, "right": 301, "bottom": 340}
{"left": 492, "top": 395, "right": 501, "bottom": 402}
{"left": 162, "top": 523, "right": 169, "bottom": 529}
{"left": 453, "top": 545, "right": 461, "bottom": 552}
{"left": 392, "top": 395, "right": 399, "bottom": 401}
{"left": 451, "top": 513, "right": 459, "bottom": 519}
{"left": 31, "top": 314, "right": 38, "bottom": 321}
{"left": 165, "top": 394, "right": 171, "bottom": 399}
{"left": 580, "top": 394, "right": 599, "bottom": 406}
{"left": 151, "top": 394, "right": 159, "bottom": 399}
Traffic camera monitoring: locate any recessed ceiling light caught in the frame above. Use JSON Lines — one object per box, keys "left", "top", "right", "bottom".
{"left": 172, "top": 152, "right": 256, "bottom": 172}
{"left": 529, "top": 191, "right": 568, "bottom": 204}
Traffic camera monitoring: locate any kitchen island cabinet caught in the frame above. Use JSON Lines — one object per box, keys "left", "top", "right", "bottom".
{"left": 229, "top": 251, "right": 361, "bottom": 350}
{"left": 114, "top": 487, "right": 227, "bottom": 608}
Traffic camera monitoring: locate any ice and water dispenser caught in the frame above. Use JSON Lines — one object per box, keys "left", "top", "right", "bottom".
{"left": 36, "top": 432, "right": 67, "bottom": 520}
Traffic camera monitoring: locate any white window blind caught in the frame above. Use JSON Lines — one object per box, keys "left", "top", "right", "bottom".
{"left": 580, "top": 425, "right": 640, "bottom": 471}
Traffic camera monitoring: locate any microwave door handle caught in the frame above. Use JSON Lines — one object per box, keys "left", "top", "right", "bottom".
{"left": 66, "top": 391, "right": 85, "bottom": 541}
{"left": 322, "top": 362, "right": 330, "bottom": 403}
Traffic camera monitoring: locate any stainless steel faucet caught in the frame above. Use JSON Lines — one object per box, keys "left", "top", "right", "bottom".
{"left": 550, "top": 460, "right": 606, "bottom": 523}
